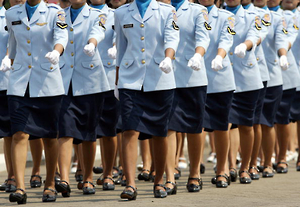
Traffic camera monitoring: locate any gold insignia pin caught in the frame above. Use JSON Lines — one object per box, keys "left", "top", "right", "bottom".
{"left": 36, "top": 22, "right": 47, "bottom": 26}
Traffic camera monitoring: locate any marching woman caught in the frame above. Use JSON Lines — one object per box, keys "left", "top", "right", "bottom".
{"left": 269, "top": 0, "right": 300, "bottom": 174}
{"left": 165, "top": 0, "right": 209, "bottom": 194}
{"left": 56, "top": 0, "right": 109, "bottom": 197}
{"left": 5, "top": 0, "right": 68, "bottom": 203}
{"left": 89, "top": 0, "right": 119, "bottom": 191}
{"left": 0, "top": 0, "right": 15, "bottom": 193}
{"left": 114, "top": 0, "right": 179, "bottom": 199}
{"left": 225, "top": 0, "right": 263, "bottom": 184}
{"left": 256, "top": 0, "right": 288, "bottom": 178}
{"left": 198, "top": 0, "right": 236, "bottom": 187}
{"left": 242, "top": 0, "right": 271, "bottom": 181}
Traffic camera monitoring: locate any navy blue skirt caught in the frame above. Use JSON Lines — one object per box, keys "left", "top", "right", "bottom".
{"left": 59, "top": 86, "right": 104, "bottom": 143}
{"left": 275, "top": 88, "right": 296, "bottom": 125}
{"left": 229, "top": 90, "right": 261, "bottom": 126}
{"left": 97, "top": 91, "right": 120, "bottom": 137}
{"left": 119, "top": 88, "right": 174, "bottom": 137}
{"left": 8, "top": 88, "right": 62, "bottom": 138}
{"left": 0, "top": 91, "right": 11, "bottom": 137}
{"left": 254, "top": 81, "right": 268, "bottom": 124}
{"left": 169, "top": 86, "right": 207, "bottom": 133}
{"left": 290, "top": 91, "right": 300, "bottom": 121}
{"left": 260, "top": 85, "right": 283, "bottom": 127}
{"left": 204, "top": 91, "right": 234, "bottom": 132}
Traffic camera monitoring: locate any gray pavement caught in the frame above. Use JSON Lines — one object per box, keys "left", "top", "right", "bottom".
{"left": 1, "top": 156, "right": 300, "bottom": 207}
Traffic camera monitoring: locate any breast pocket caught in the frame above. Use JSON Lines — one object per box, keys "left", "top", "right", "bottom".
{"left": 122, "top": 59, "right": 134, "bottom": 68}
{"left": 11, "top": 63, "right": 22, "bottom": 72}
{"left": 82, "top": 60, "right": 100, "bottom": 70}
{"left": 241, "top": 59, "right": 257, "bottom": 69}
{"left": 41, "top": 63, "right": 58, "bottom": 72}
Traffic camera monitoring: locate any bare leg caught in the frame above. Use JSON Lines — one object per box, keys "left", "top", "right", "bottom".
{"left": 276, "top": 123, "right": 290, "bottom": 168}
{"left": 100, "top": 138, "right": 105, "bottom": 169}
{"left": 43, "top": 138, "right": 59, "bottom": 195}
{"left": 250, "top": 124, "right": 262, "bottom": 173}
{"left": 238, "top": 125, "right": 254, "bottom": 178}
{"left": 11, "top": 131, "right": 30, "bottom": 192}
{"left": 29, "top": 138, "right": 43, "bottom": 181}
{"left": 165, "top": 131, "right": 176, "bottom": 189}
{"left": 140, "top": 139, "right": 151, "bottom": 171}
{"left": 200, "top": 132, "right": 206, "bottom": 164}
{"left": 187, "top": 133, "right": 203, "bottom": 184}
{"left": 58, "top": 137, "right": 73, "bottom": 183}
{"left": 261, "top": 125, "right": 275, "bottom": 172}
{"left": 3, "top": 137, "right": 14, "bottom": 179}
{"left": 229, "top": 128, "right": 239, "bottom": 170}
{"left": 297, "top": 121, "right": 300, "bottom": 166}
{"left": 102, "top": 136, "right": 117, "bottom": 184}
{"left": 122, "top": 130, "right": 139, "bottom": 191}
{"left": 82, "top": 141, "right": 96, "bottom": 187}
{"left": 215, "top": 130, "right": 230, "bottom": 181}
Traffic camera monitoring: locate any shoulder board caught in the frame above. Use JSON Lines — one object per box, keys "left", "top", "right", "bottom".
{"left": 47, "top": 3, "right": 61, "bottom": 9}
{"left": 158, "top": 2, "right": 173, "bottom": 8}
{"left": 218, "top": 8, "right": 233, "bottom": 16}
{"left": 245, "top": 10, "right": 257, "bottom": 15}
{"left": 7, "top": 4, "right": 22, "bottom": 11}
{"left": 270, "top": 10, "right": 281, "bottom": 16}
{"left": 117, "top": 3, "right": 131, "bottom": 9}
{"left": 89, "top": 7, "right": 102, "bottom": 12}
{"left": 190, "top": 3, "right": 204, "bottom": 9}
{"left": 108, "top": 8, "right": 115, "bottom": 12}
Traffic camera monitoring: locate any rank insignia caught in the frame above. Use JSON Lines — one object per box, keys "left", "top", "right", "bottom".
{"left": 255, "top": 16, "right": 262, "bottom": 30}
{"left": 172, "top": 21, "right": 179, "bottom": 30}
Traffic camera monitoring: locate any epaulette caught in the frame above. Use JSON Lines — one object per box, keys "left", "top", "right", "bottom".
{"left": 270, "top": 10, "right": 282, "bottom": 17}
{"left": 47, "top": 3, "right": 61, "bottom": 10}
{"left": 89, "top": 7, "right": 102, "bottom": 12}
{"left": 158, "top": 2, "right": 174, "bottom": 8}
{"left": 189, "top": 3, "right": 205, "bottom": 9}
{"left": 117, "top": 3, "right": 131, "bottom": 10}
{"left": 218, "top": 8, "right": 233, "bottom": 16}
{"left": 7, "top": 4, "right": 22, "bottom": 11}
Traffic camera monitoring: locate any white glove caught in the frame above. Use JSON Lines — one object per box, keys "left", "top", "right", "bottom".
{"left": 211, "top": 55, "right": 223, "bottom": 71}
{"left": 83, "top": 42, "right": 96, "bottom": 57}
{"left": 45, "top": 50, "right": 60, "bottom": 65}
{"left": 159, "top": 57, "right": 172, "bottom": 74}
{"left": 107, "top": 45, "right": 117, "bottom": 59}
{"left": 114, "top": 85, "right": 119, "bottom": 100}
{"left": 187, "top": 53, "right": 202, "bottom": 71}
{"left": 0, "top": 56, "right": 11, "bottom": 72}
{"left": 279, "top": 55, "right": 289, "bottom": 71}
{"left": 234, "top": 43, "right": 247, "bottom": 58}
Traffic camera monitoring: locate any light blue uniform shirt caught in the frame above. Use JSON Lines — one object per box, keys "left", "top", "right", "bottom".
{"left": 291, "top": 7, "right": 300, "bottom": 91}
{"left": 245, "top": 3, "right": 270, "bottom": 82}
{"left": 205, "top": 5, "right": 235, "bottom": 93}
{"left": 95, "top": 4, "right": 116, "bottom": 91}
{"left": 61, "top": 4, "right": 110, "bottom": 96}
{"left": 115, "top": 0, "right": 180, "bottom": 92}
{"left": 227, "top": 6, "right": 263, "bottom": 92}
{"left": 0, "top": 7, "right": 9, "bottom": 91}
{"left": 6, "top": 2, "right": 68, "bottom": 97}
{"left": 277, "top": 8, "right": 300, "bottom": 90}
{"left": 173, "top": 0, "right": 209, "bottom": 88}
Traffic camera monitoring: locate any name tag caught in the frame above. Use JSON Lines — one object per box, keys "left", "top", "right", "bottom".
{"left": 123, "top": 24, "right": 133, "bottom": 28}
{"left": 36, "top": 22, "right": 47, "bottom": 26}
{"left": 12, "top": 20, "right": 22, "bottom": 25}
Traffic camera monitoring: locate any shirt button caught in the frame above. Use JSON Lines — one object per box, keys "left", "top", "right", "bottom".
{"left": 141, "top": 60, "right": 145, "bottom": 64}
{"left": 274, "top": 59, "right": 277, "bottom": 62}
{"left": 71, "top": 65, "right": 74, "bottom": 68}
{"left": 70, "top": 40, "right": 73, "bottom": 44}
{"left": 50, "top": 66, "right": 53, "bottom": 70}
{"left": 172, "top": 57, "right": 175, "bottom": 60}
{"left": 28, "top": 52, "right": 31, "bottom": 56}
{"left": 27, "top": 40, "right": 31, "bottom": 44}
{"left": 28, "top": 65, "right": 32, "bottom": 69}
{"left": 257, "top": 58, "right": 259, "bottom": 61}
{"left": 141, "top": 36, "right": 144, "bottom": 40}
{"left": 140, "top": 23, "right": 144, "bottom": 28}
{"left": 70, "top": 28, "right": 73, "bottom": 32}
{"left": 108, "top": 62, "right": 111, "bottom": 65}
{"left": 125, "top": 62, "right": 128, "bottom": 66}
{"left": 231, "top": 63, "right": 233, "bottom": 66}
{"left": 90, "top": 64, "right": 94, "bottom": 68}
{"left": 71, "top": 52, "right": 74, "bottom": 56}
{"left": 27, "top": 27, "right": 30, "bottom": 31}
{"left": 141, "top": 48, "right": 145, "bottom": 52}
{"left": 230, "top": 52, "right": 233, "bottom": 55}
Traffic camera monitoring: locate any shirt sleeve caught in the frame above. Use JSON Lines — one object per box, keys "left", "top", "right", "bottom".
{"left": 195, "top": 9, "right": 210, "bottom": 51}
{"left": 164, "top": 8, "right": 180, "bottom": 52}
{"left": 115, "top": 12, "right": 127, "bottom": 67}
{"left": 5, "top": 16, "right": 17, "bottom": 60}
{"left": 218, "top": 14, "right": 234, "bottom": 53}
{"left": 245, "top": 14, "right": 260, "bottom": 48}
{"left": 275, "top": 16, "right": 289, "bottom": 52}
{"left": 53, "top": 10, "right": 68, "bottom": 49}
{"left": 88, "top": 12, "right": 106, "bottom": 44}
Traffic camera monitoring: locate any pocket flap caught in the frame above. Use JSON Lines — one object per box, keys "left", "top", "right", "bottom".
{"left": 241, "top": 59, "right": 256, "bottom": 68}
{"left": 122, "top": 59, "right": 134, "bottom": 68}
{"left": 59, "top": 61, "right": 65, "bottom": 69}
{"left": 102, "top": 59, "right": 115, "bottom": 68}
{"left": 41, "top": 62, "right": 57, "bottom": 72}
{"left": 154, "top": 57, "right": 164, "bottom": 64}
{"left": 81, "top": 60, "right": 100, "bottom": 70}
{"left": 11, "top": 63, "right": 22, "bottom": 71}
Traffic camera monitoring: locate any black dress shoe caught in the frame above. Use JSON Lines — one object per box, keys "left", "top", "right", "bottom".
{"left": 229, "top": 168, "right": 238, "bottom": 182}
{"left": 273, "top": 163, "right": 277, "bottom": 171}
{"left": 150, "top": 171, "right": 155, "bottom": 182}
{"left": 153, "top": 184, "right": 167, "bottom": 198}
{"left": 5, "top": 178, "right": 16, "bottom": 193}
{"left": 216, "top": 174, "right": 230, "bottom": 188}
{"left": 102, "top": 177, "right": 115, "bottom": 190}
{"left": 120, "top": 186, "right": 137, "bottom": 200}
{"left": 262, "top": 166, "right": 275, "bottom": 178}
{"left": 200, "top": 163, "right": 205, "bottom": 174}
{"left": 0, "top": 179, "right": 8, "bottom": 191}
{"left": 112, "top": 167, "right": 120, "bottom": 179}
{"left": 82, "top": 181, "right": 95, "bottom": 194}
{"left": 77, "top": 181, "right": 83, "bottom": 190}
{"left": 186, "top": 177, "right": 202, "bottom": 192}
{"left": 75, "top": 171, "right": 83, "bottom": 182}
{"left": 9, "top": 188, "right": 27, "bottom": 204}
{"left": 42, "top": 188, "right": 57, "bottom": 202}
{"left": 296, "top": 162, "right": 300, "bottom": 171}
{"left": 120, "top": 174, "right": 127, "bottom": 186}
{"left": 211, "top": 177, "right": 216, "bottom": 184}
{"left": 174, "top": 168, "right": 181, "bottom": 180}
{"left": 164, "top": 181, "right": 177, "bottom": 195}
{"left": 93, "top": 166, "right": 103, "bottom": 174}
{"left": 55, "top": 180, "right": 71, "bottom": 197}
{"left": 239, "top": 171, "right": 252, "bottom": 184}
{"left": 54, "top": 172, "right": 61, "bottom": 184}
{"left": 276, "top": 162, "right": 288, "bottom": 173}
{"left": 257, "top": 165, "right": 264, "bottom": 173}
{"left": 249, "top": 167, "right": 260, "bottom": 180}
{"left": 114, "top": 176, "right": 121, "bottom": 185}
{"left": 138, "top": 169, "right": 150, "bottom": 181}
{"left": 30, "top": 175, "right": 42, "bottom": 188}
